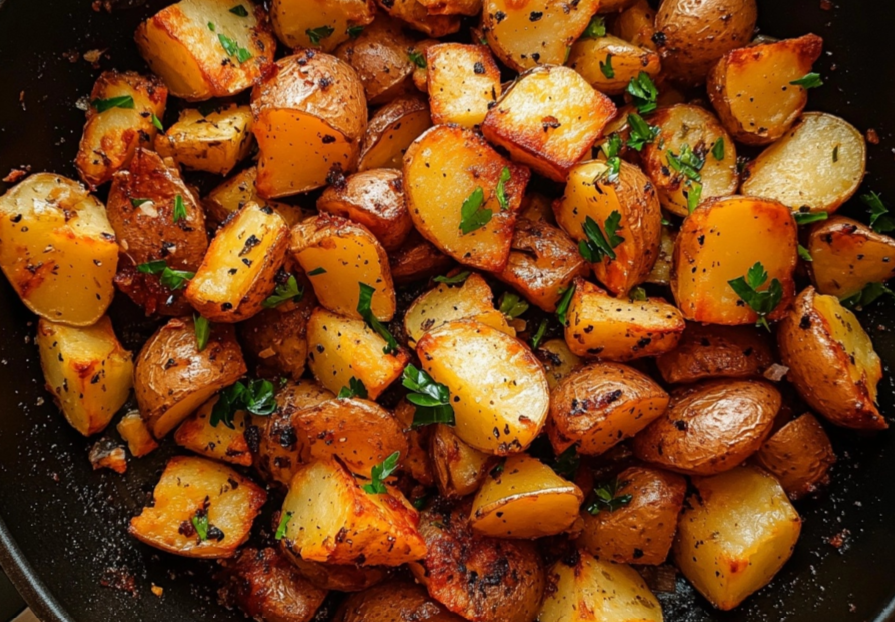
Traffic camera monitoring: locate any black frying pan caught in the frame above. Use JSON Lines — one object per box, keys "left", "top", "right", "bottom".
{"left": 1, "top": 0, "right": 894, "bottom": 620}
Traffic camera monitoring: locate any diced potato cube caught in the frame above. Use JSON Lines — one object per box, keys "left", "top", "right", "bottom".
{"left": 568, "top": 34, "right": 661, "bottom": 95}
{"left": 203, "top": 166, "right": 311, "bottom": 227}
{"left": 270, "top": 0, "right": 376, "bottom": 52}
{"left": 174, "top": 396, "right": 253, "bottom": 466}
{"left": 358, "top": 95, "right": 432, "bottom": 171}
{"left": 403, "top": 272, "right": 497, "bottom": 344}
{"left": 427, "top": 43, "right": 501, "bottom": 128}
{"left": 430, "top": 423, "right": 496, "bottom": 498}
{"left": 154, "top": 105, "right": 254, "bottom": 175}
{"left": 534, "top": 338, "right": 582, "bottom": 390}
{"left": 334, "top": 15, "right": 416, "bottom": 105}
{"left": 116, "top": 411, "right": 159, "bottom": 458}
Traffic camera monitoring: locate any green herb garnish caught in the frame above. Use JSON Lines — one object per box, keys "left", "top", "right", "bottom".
{"left": 229, "top": 4, "right": 248, "bottom": 16}
{"left": 347, "top": 25, "right": 364, "bottom": 38}
{"left": 496, "top": 166, "right": 511, "bottom": 211}
{"left": 862, "top": 191, "right": 895, "bottom": 233}
{"left": 408, "top": 49, "right": 427, "bottom": 69}
{"left": 582, "top": 16, "right": 606, "bottom": 38}
{"left": 219, "top": 33, "right": 252, "bottom": 63}
{"left": 306, "top": 25, "right": 335, "bottom": 46}
{"left": 599, "top": 53, "right": 615, "bottom": 79}
{"left": 434, "top": 271, "right": 470, "bottom": 286}
{"left": 790, "top": 72, "right": 823, "bottom": 89}
{"left": 362, "top": 451, "right": 401, "bottom": 495}
{"left": 131, "top": 198, "right": 152, "bottom": 208}
{"left": 797, "top": 244, "right": 813, "bottom": 262}
{"left": 727, "top": 262, "right": 783, "bottom": 331}
{"left": 840, "top": 282, "right": 895, "bottom": 310}
{"left": 459, "top": 187, "right": 491, "bottom": 234}
{"left": 151, "top": 113, "right": 163, "bottom": 131}
{"left": 626, "top": 113, "right": 659, "bottom": 151}
{"left": 792, "top": 210, "right": 828, "bottom": 226}
{"left": 211, "top": 379, "right": 277, "bottom": 428}
{"left": 499, "top": 292, "right": 529, "bottom": 319}
{"left": 91, "top": 95, "right": 135, "bottom": 113}
{"left": 358, "top": 282, "right": 400, "bottom": 355}
{"left": 629, "top": 286, "right": 647, "bottom": 302}
{"left": 136, "top": 260, "right": 194, "bottom": 291}
{"left": 307, "top": 267, "right": 326, "bottom": 276}
{"left": 172, "top": 194, "right": 186, "bottom": 223}
{"left": 627, "top": 72, "right": 658, "bottom": 115}
{"left": 586, "top": 478, "right": 632, "bottom": 515}
{"left": 263, "top": 275, "right": 304, "bottom": 308}
{"left": 531, "top": 318, "right": 548, "bottom": 349}
{"left": 551, "top": 445, "right": 579, "bottom": 480}
{"left": 579, "top": 212, "right": 624, "bottom": 263}
{"left": 666, "top": 143, "right": 704, "bottom": 182}
{"left": 712, "top": 137, "right": 725, "bottom": 161}
{"left": 191, "top": 512, "right": 209, "bottom": 541}
{"left": 686, "top": 181, "right": 703, "bottom": 213}
{"left": 402, "top": 364, "right": 454, "bottom": 427}
{"left": 338, "top": 377, "right": 368, "bottom": 399}
{"left": 556, "top": 284, "right": 575, "bottom": 326}
{"left": 194, "top": 315, "right": 210, "bottom": 352}
{"left": 274, "top": 511, "right": 292, "bottom": 541}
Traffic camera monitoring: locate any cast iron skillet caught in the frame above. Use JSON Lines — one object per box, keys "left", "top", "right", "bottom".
{"left": 0, "top": 0, "right": 894, "bottom": 620}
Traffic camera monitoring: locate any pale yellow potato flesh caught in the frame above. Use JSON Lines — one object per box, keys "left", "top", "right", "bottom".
{"left": 155, "top": 105, "right": 254, "bottom": 175}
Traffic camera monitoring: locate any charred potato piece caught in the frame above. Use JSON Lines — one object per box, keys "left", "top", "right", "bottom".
{"left": 482, "top": 66, "right": 616, "bottom": 182}
{"left": 334, "top": 16, "right": 416, "bottom": 105}
{"left": 375, "top": 0, "right": 461, "bottom": 37}
{"left": 389, "top": 230, "right": 454, "bottom": 284}
{"left": 335, "top": 581, "right": 464, "bottom": 622}
{"left": 707, "top": 34, "right": 823, "bottom": 145}
{"left": 548, "top": 361, "right": 669, "bottom": 456}
{"left": 431, "top": 423, "right": 496, "bottom": 498}
{"left": 0, "top": 174, "right": 118, "bottom": 326}
{"left": 251, "top": 51, "right": 367, "bottom": 198}
{"left": 203, "top": 166, "right": 311, "bottom": 227}
{"left": 135, "top": 0, "right": 275, "bottom": 101}
{"left": 358, "top": 95, "right": 432, "bottom": 171}
{"left": 610, "top": 0, "right": 658, "bottom": 50}
{"left": 807, "top": 216, "right": 895, "bottom": 298}
{"left": 403, "top": 125, "right": 529, "bottom": 272}
{"left": 174, "top": 397, "right": 252, "bottom": 466}
{"left": 656, "top": 323, "right": 775, "bottom": 384}
{"left": 37, "top": 317, "right": 134, "bottom": 437}
{"left": 674, "top": 465, "right": 801, "bottom": 611}
{"left": 134, "top": 318, "right": 247, "bottom": 439}
{"left": 270, "top": 0, "right": 376, "bottom": 52}
{"left": 427, "top": 43, "right": 501, "bottom": 128}
{"left": 534, "top": 339, "right": 582, "bottom": 390}
{"left": 568, "top": 35, "right": 661, "bottom": 95}
{"left": 755, "top": 413, "right": 835, "bottom": 500}
{"left": 777, "top": 287, "right": 885, "bottom": 430}
{"left": 154, "top": 105, "right": 254, "bottom": 175}
{"left": 117, "top": 411, "right": 159, "bottom": 457}
{"left": 404, "top": 272, "right": 498, "bottom": 344}
{"left": 75, "top": 70, "right": 167, "bottom": 189}
{"left": 632, "top": 379, "right": 780, "bottom": 476}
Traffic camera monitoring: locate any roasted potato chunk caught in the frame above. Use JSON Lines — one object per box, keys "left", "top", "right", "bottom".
{"left": 534, "top": 339, "right": 582, "bottom": 390}
{"left": 632, "top": 379, "right": 780, "bottom": 475}
{"left": 251, "top": 51, "right": 367, "bottom": 198}
{"left": 418, "top": 0, "right": 480, "bottom": 15}
{"left": 358, "top": 95, "right": 432, "bottom": 171}
{"left": 37, "top": 317, "right": 134, "bottom": 437}
{"left": 116, "top": 411, "right": 159, "bottom": 457}
{"left": 0, "top": 174, "right": 118, "bottom": 326}
{"left": 674, "top": 466, "right": 801, "bottom": 610}
{"left": 134, "top": 318, "right": 247, "bottom": 439}
{"left": 482, "top": 66, "right": 616, "bottom": 182}
{"left": 135, "top": 0, "right": 275, "bottom": 101}
{"left": 656, "top": 323, "right": 775, "bottom": 384}
{"left": 568, "top": 35, "right": 661, "bottom": 95}
{"left": 427, "top": 43, "right": 501, "bottom": 128}
{"left": 154, "top": 105, "right": 254, "bottom": 175}
{"left": 741, "top": 112, "right": 866, "bottom": 214}
{"left": 334, "top": 15, "right": 415, "bottom": 105}
{"left": 279, "top": 458, "right": 426, "bottom": 566}
{"left": 174, "top": 397, "right": 252, "bottom": 466}
{"left": 375, "top": 0, "right": 461, "bottom": 37}
{"left": 404, "top": 272, "right": 499, "bottom": 344}
{"left": 417, "top": 319, "right": 550, "bottom": 454}
{"left": 129, "top": 456, "right": 266, "bottom": 558}
{"left": 646, "top": 225, "right": 675, "bottom": 286}
{"left": 470, "top": 454, "right": 583, "bottom": 538}
{"left": 403, "top": 125, "right": 529, "bottom": 272}
{"left": 755, "top": 413, "right": 835, "bottom": 500}
{"left": 672, "top": 196, "right": 797, "bottom": 325}
{"left": 394, "top": 399, "right": 436, "bottom": 487}
{"left": 203, "top": 166, "right": 310, "bottom": 227}
{"left": 807, "top": 216, "right": 895, "bottom": 299}
{"left": 548, "top": 362, "right": 668, "bottom": 456}
{"left": 335, "top": 581, "right": 464, "bottom": 622}
{"left": 75, "top": 71, "right": 167, "bottom": 189}
{"left": 777, "top": 287, "right": 885, "bottom": 430}
{"left": 389, "top": 230, "right": 454, "bottom": 284}
{"left": 431, "top": 423, "right": 496, "bottom": 498}
{"left": 270, "top": 0, "right": 376, "bottom": 52}
{"left": 610, "top": 0, "right": 658, "bottom": 50}
{"left": 708, "top": 34, "right": 823, "bottom": 145}
{"left": 288, "top": 557, "right": 389, "bottom": 592}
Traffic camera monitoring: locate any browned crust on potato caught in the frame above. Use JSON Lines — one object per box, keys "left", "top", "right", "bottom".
{"left": 755, "top": 413, "right": 835, "bottom": 500}
{"left": 656, "top": 323, "right": 776, "bottom": 384}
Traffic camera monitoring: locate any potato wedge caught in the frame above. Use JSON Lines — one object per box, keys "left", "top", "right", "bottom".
{"left": 270, "top": 0, "right": 376, "bottom": 52}
{"left": 334, "top": 15, "right": 415, "bottom": 105}
{"left": 777, "top": 286, "right": 885, "bottom": 430}
{"left": 610, "top": 0, "right": 658, "bottom": 50}
{"left": 741, "top": 112, "right": 866, "bottom": 214}
{"left": 632, "top": 379, "right": 780, "bottom": 475}
{"left": 482, "top": 66, "right": 616, "bottom": 182}
{"left": 154, "top": 105, "right": 254, "bottom": 175}
{"left": 534, "top": 338, "right": 582, "bottom": 390}
{"left": 403, "top": 125, "right": 529, "bottom": 272}
{"left": 568, "top": 35, "right": 661, "bottom": 95}
{"left": 116, "top": 411, "right": 159, "bottom": 457}
{"left": 37, "top": 317, "right": 134, "bottom": 437}
{"left": 75, "top": 71, "right": 167, "bottom": 189}
{"left": 134, "top": 317, "right": 246, "bottom": 439}
{"left": 482, "top": 0, "right": 599, "bottom": 71}
{"left": 203, "top": 166, "right": 311, "bottom": 227}
{"left": 375, "top": 0, "right": 460, "bottom": 37}
{"left": 335, "top": 581, "right": 464, "bottom": 622}
{"left": 0, "top": 173, "right": 118, "bottom": 326}
{"left": 674, "top": 465, "right": 801, "bottom": 611}
{"left": 173, "top": 397, "right": 252, "bottom": 466}
{"left": 548, "top": 361, "right": 669, "bottom": 456}
{"left": 555, "top": 160, "right": 662, "bottom": 296}
{"left": 359, "top": 95, "right": 432, "bottom": 171}
{"left": 417, "top": 319, "right": 550, "bottom": 454}
{"left": 470, "top": 454, "right": 583, "bottom": 538}
{"left": 755, "top": 413, "right": 835, "bottom": 500}
{"left": 427, "top": 43, "right": 501, "bottom": 128}
{"left": 404, "top": 272, "right": 496, "bottom": 344}
{"left": 431, "top": 423, "right": 496, "bottom": 498}
{"left": 291, "top": 214, "right": 396, "bottom": 321}
{"left": 279, "top": 458, "right": 426, "bottom": 566}
{"left": 564, "top": 278, "right": 685, "bottom": 361}
{"left": 306, "top": 307, "right": 409, "bottom": 400}
{"left": 656, "top": 323, "right": 775, "bottom": 384}
{"left": 129, "top": 455, "right": 266, "bottom": 558}
{"left": 672, "top": 196, "right": 797, "bottom": 325}
{"left": 708, "top": 34, "right": 823, "bottom": 145}
{"left": 251, "top": 51, "right": 367, "bottom": 198}
{"left": 135, "top": 0, "right": 276, "bottom": 101}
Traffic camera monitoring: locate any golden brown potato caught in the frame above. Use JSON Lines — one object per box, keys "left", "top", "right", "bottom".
{"left": 431, "top": 423, "right": 496, "bottom": 498}
{"left": 741, "top": 112, "right": 867, "bottom": 214}
{"left": 306, "top": 307, "right": 409, "bottom": 400}
{"left": 251, "top": 51, "right": 367, "bottom": 198}
{"left": 674, "top": 465, "right": 801, "bottom": 611}
{"left": 135, "top": 0, "right": 276, "bottom": 101}
{"left": 672, "top": 196, "right": 797, "bottom": 325}
{"left": 632, "top": 379, "right": 780, "bottom": 475}
{"left": 334, "top": 15, "right": 416, "bottom": 105}
{"left": 538, "top": 551, "right": 662, "bottom": 622}
{"left": 376, "top": 0, "right": 461, "bottom": 37}
{"left": 482, "top": 66, "right": 616, "bottom": 182}
{"left": 482, "top": 0, "right": 599, "bottom": 71}
{"left": 403, "top": 125, "right": 529, "bottom": 272}
{"left": 548, "top": 361, "right": 669, "bottom": 456}
{"left": 217, "top": 547, "right": 328, "bottom": 622}
{"left": 646, "top": 225, "right": 675, "bottom": 286}
{"left": 279, "top": 458, "right": 426, "bottom": 566}
{"left": 568, "top": 35, "right": 661, "bottom": 95}
{"left": 417, "top": 0, "right": 480, "bottom": 15}
{"left": 107, "top": 149, "right": 208, "bottom": 316}
{"left": 0, "top": 174, "right": 118, "bottom": 326}
{"left": 203, "top": 167, "right": 311, "bottom": 228}
{"left": 470, "top": 454, "right": 584, "bottom": 538}
{"left": 534, "top": 339, "right": 582, "bottom": 390}
{"left": 653, "top": 0, "right": 757, "bottom": 85}
{"left": 129, "top": 456, "right": 266, "bottom": 558}
{"left": 707, "top": 34, "right": 823, "bottom": 145}
{"left": 411, "top": 504, "right": 545, "bottom": 622}
{"left": 270, "top": 0, "right": 376, "bottom": 52}
{"left": 656, "top": 323, "right": 776, "bottom": 384}
{"left": 427, "top": 43, "right": 501, "bottom": 128}
{"left": 335, "top": 581, "right": 465, "bottom": 622}
{"left": 186, "top": 202, "right": 289, "bottom": 322}
{"left": 417, "top": 319, "right": 550, "bottom": 454}
{"left": 517, "top": 192, "right": 554, "bottom": 224}
{"left": 578, "top": 466, "right": 687, "bottom": 565}
{"left": 389, "top": 230, "right": 454, "bottom": 284}
{"left": 640, "top": 104, "right": 738, "bottom": 217}
{"left": 358, "top": 95, "right": 432, "bottom": 171}
{"left": 394, "top": 399, "right": 436, "bottom": 487}
{"left": 555, "top": 160, "right": 663, "bottom": 296}
{"left": 174, "top": 397, "right": 252, "bottom": 466}
{"left": 116, "top": 411, "right": 159, "bottom": 457}
{"left": 134, "top": 317, "right": 247, "bottom": 439}
{"left": 610, "top": 0, "right": 657, "bottom": 50}
{"left": 403, "top": 272, "right": 499, "bottom": 344}
{"left": 75, "top": 70, "right": 167, "bottom": 189}
{"left": 154, "top": 105, "right": 254, "bottom": 175}
{"left": 755, "top": 413, "right": 835, "bottom": 500}
{"left": 37, "top": 317, "right": 134, "bottom": 437}
{"left": 288, "top": 557, "right": 389, "bottom": 592}
{"left": 777, "top": 286, "right": 886, "bottom": 430}
{"left": 807, "top": 216, "right": 895, "bottom": 299}
{"left": 316, "top": 169, "right": 411, "bottom": 251}
{"left": 564, "top": 278, "right": 685, "bottom": 361}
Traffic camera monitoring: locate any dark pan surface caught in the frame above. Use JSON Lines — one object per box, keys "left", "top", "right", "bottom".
{"left": 0, "top": 0, "right": 894, "bottom": 620}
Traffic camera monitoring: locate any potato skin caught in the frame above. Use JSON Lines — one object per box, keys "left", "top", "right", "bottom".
{"left": 632, "top": 379, "right": 780, "bottom": 475}
{"left": 335, "top": 581, "right": 465, "bottom": 622}
{"left": 389, "top": 230, "right": 454, "bottom": 285}
{"left": 286, "top": 557, "right": 390, "bottom": 593}
{"left": 755, "top": 413, "right": 835, "bottom": 500}
{"left": 334, "top": 15, "right": 415, "bottom": 105}
{"left": 358, "top": 95, "right": 432, "bottom": 172}
{"left": 656, "top": 323, "right": 775, "bottom": 384}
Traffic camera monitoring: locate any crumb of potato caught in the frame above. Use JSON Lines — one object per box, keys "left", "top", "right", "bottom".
{"left": 151, "top": 584, "right": 163, "bottom": 597}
